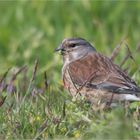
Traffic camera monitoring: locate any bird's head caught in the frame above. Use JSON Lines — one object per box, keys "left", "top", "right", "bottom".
{"left": 55, "top": 38, "right": 96, "bottom": 63}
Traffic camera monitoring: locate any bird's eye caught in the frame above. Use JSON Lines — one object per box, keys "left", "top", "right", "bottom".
{"left": 69, "top": 44, "right": 76, "bottom": 48}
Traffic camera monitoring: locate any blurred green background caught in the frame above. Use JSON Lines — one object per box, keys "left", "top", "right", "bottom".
{"left": 0, "top": 1, "right": 140, "bottom": 75}
{"left": 0, "top": 1, "right": 140, "bottom": 139}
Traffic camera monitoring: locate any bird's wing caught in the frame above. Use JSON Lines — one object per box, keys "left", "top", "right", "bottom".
{"left": 68, "top": 52, "right": 140, "bottom": 95}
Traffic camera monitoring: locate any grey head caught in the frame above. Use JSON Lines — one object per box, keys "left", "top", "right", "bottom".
{"left": 55, "top": 38, "right": 96, "bottom": 64}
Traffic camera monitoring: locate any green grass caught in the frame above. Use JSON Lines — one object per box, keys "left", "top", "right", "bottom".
{"left": 0, "top": 1, "right": 140, "bottom": 139}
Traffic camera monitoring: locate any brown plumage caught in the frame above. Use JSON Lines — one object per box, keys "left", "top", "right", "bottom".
{"left": 55, "top": 38, "right": 140, "bottom": 105}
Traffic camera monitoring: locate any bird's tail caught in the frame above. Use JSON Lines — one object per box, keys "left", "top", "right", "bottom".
{"left": 121, "top": 94, "right": 140, "bottom": 101}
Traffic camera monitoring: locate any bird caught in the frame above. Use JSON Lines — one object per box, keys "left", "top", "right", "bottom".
{"left": 55, "top": 38, "right": 140, "bottom": 106}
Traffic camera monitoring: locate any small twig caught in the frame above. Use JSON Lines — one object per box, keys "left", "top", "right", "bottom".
{"left": 67, "top": 67, "right": 80, "bottom": 96}
{"left": 31, "top": 59, "right": 38, "bottom": 82}
{"left": 6, "top": 66, "right": 27, "bottom": 94}
{"left": 62, "top": 101, "right": 66, "bottom": 118}
{"left": 67, "top": 67, "right": 99, "bottom": 96}
{"left": 11, "top": 65, "right": 27, "bottom": 81}
{"left": 34, "top": 120, "right": 48, "bottom": 140}
{"left": 44, "top": 71, "right": 49, "bottom": 89}
{"left": 76, "top": 72, "right": 96, "bottom": 94}
{"left": 120, "top": 51, "right": 131, "bottom": 68}
{"left": 37, "top": 120, "right": 48, "bottom": 133}
{"left": 20, "top": 59, "right": 38, "bottom": 110}
{"left": 123, "top": 67, "right": 129, "bottom": 74}
{"left": 110, "top": 38, "right": 125, "bottom": 61}
{"left": 125, "top": 43, "right": 137, "bottom": 65}
{"left": 0, "top": 67, "right": 11, "bottom": 83}
{"left": 7, "top": 102, "right": 14, "bottom": 113}
{"left": 120, "top": 43, "right": 137, "bottom": 68}
{"left": 0, "top": 96, "right": 7, "bottom": 107}
{"left": 27, "top": 59, "right": 39, "bottom": 94}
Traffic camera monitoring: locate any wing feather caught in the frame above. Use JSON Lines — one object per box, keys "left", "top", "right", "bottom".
{"left": 68, "top": 52, "right": 140, "bottom": 95}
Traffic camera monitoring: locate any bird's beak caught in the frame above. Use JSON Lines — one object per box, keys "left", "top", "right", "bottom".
{"left": 54, "top": 44, "right": 63, "bottom": 52}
